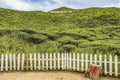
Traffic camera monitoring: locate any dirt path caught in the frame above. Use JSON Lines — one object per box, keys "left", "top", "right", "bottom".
{"left": 0, "top": 71, "right": 119, "bottom": 80}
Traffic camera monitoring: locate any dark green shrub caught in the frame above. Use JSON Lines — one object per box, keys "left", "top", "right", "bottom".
{"left": 20, "top": 29, "right": 37, "bottom": 34}
{"left": 60, "top": 44, "right": 76, "bottom": 52}
{"left": 28, "top": 34, "right": 48, "bottom": 44}
{"left": 40, "top": 32, "right": 60, "bottom": 40}
{"left": 17, "top": 32, "right": 29, "bottom": 39}
{"left": 0, "top": 29, "right": 12, "bottom": 36}
{"left": 47, "top": 33, "right": 59, "bottom": 40}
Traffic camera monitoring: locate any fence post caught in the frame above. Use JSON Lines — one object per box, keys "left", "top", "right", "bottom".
{"left": 104, "top": 55, "right": 107, "bottom": 75}
{"left": 21, "top": 53, "right": 25, "bottom": 70}
{"left": 77, "top": 53, "right": 80, "bottom": 71}
{"left": 114, "top": 55, "right": 118, "bottom": 76}
{"left": 1, "top": 54, "right": 4, "bottom": 71}
{"left": 10, "top": 54, "right": 12, "bottom": 70}
{"left": 5, "top": 54, "right": 8, "bottom": 71}
{"left": 109, "top": 55, "right": 112, "bottom": 75}
{"left": 38, "top": 53, "right": 41, "bottom": 70}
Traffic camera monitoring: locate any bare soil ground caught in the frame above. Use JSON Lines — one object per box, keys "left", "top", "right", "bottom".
{"left": 0, "top": 71, "right": 119, "bottom": 80}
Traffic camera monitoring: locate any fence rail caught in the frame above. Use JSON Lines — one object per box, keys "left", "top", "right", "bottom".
{"left": 0, "top": 53, "right": 120, "bottom": 76}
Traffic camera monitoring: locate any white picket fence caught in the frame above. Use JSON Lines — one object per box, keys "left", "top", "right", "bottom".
{"left": 0, "top": 53, "right": 120, "bottom": 76}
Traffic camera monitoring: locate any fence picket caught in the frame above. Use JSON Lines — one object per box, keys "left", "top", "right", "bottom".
{"left": 69, "top": 52, "right": 72, "bottom": 70}
{"left": 54, "top": 53, "right": 56, "bottom": 70}
{"left": 34, "top": 53, "right": 37, "bottom": 70}
{"left": 62, "top": 53, "right": 64, "bottom": 70}
{"left": 38, "top": 53, "right": 41, "bottom": 70}
{"left": 67, "top": 53, "right": 69, "bottom": 70}
{"left": 21, "top": 53, "right": 25, "bottom": 70}
{"left": 109, "top": 55, "right": 112, "bottom": 75}
{"left": 30, "top": 53, "right": 33, "bottom": 70}
{"left": 94, "top": 54, "right": 97, "bottom": 65}
{"left": 64, "top": 53, "right": 67, "bottom": 69}
{"left": 81, "top": 53, "right": 84, "bottom": 72}
{"left": 73, "top": 53, "right": 75, "bottom": 70}
{"left": 77, "top": 53, "right": 80, "bottom": 71}
{"left": 85, "top": 54, "right": 88, "bottom": 71}
{"left": 5, "top": 54, "right": 8, "bottom": 71}
{"left": 58, "top": 53, "right": 60, "bottom": 70}
{"left": 26, "top": 53, "right": 29, "bottom": 71}
{"left": 17, "top": 54, "right": 21, "bottom": 70}
{"left": 114, "top": 55, "right": 118, "bottom": 76}
{"left": 90, "top": 54, "right": 92, "bottom": 65}
{"left": 50, "top": 53, "right": 52, "bottom": 70}
{"left": 46, "top": 53, "right": 48, "bottom": 70}
{"left": 104, "top": 55, "right": 107, "bottom": 75}
{"left": 10, "top": 54, "right": 12, "bottom": 70}
{"left": 13, "top": 54, "right": 16, "bottom": 70}
{"left": 42, "top": 53, "right": 44, "bottom": 70}
{"left": 1, "top": 54, "right": 4, "bottom": 71}
{"left": 99, "top": 54, "right": 102, "bottom": 67}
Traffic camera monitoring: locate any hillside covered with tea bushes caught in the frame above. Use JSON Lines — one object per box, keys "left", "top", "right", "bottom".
{"left": 0, "top": 7, "right": 120, "bottom": 55}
